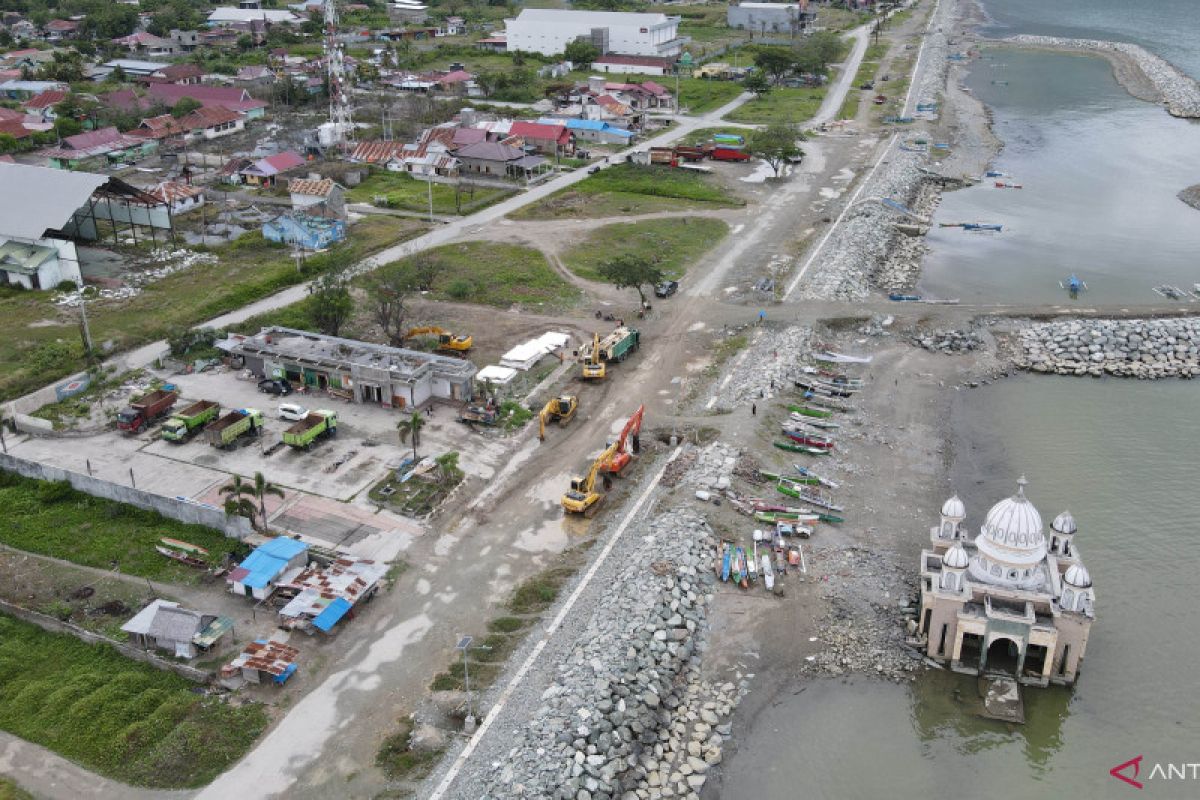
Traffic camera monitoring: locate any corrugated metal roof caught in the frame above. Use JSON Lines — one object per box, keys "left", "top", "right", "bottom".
{"left": 288, "top": 177, "right": 336, "bottom": 197}
{"left": 0, "top": 162, "right": 110, "bottom": 240}
{"left": 349, "top": 140, "right": 407, "bottom": 163}
{"left": 232, "top": 537, "right": 307, "bottom": 589}
{"left": 147, "top": 605, "right": 205, "bottom": 642}
{"left": 312, "top": 597, "right": 352, "bottom": 632}
{"left": 121, "top": 599, "right": 179, "bottom": 636}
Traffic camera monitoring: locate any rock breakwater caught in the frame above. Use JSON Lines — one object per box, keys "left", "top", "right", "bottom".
{"left": 1017, "top": 317, "right": 1200, "bottom": 378}
{"left": 1179, "top": 184, "right": 1200, "bottom": 212}
{"left": 469, "top": 509, "right": 737, "bottom": 800}
{"left": 1006, "top": 35, "right": 1200, "bottom": 118}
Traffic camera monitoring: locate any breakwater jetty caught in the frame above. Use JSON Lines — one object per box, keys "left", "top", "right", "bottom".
{"left": 1006, "top": 35, "right": 1200, "bottom": 118}
{"left": 1017, "top": 317, "right": 1200, "bottom": 378}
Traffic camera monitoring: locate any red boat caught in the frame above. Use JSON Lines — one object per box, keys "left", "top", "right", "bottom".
{"left": 783, "top": 429, "right": 835, "bottom": 450}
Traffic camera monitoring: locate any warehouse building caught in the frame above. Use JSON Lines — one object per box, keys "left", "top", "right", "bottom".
{"left": 504, "top": 9, "right": 686, "bottom": 58}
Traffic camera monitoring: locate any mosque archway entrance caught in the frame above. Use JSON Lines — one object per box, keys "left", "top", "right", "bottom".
{"left": 984, "top": 637, "right": 1021, "bottom": 676}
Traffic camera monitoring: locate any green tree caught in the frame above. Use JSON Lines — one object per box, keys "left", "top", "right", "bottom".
{"left": 53, "top": 116, "right": 82, "bottom": 137}
{"left": 597, "top": 254, "right": 666, "bottom": 308}
{"left": 750, "top": 122, "right": 804, "bottom": 177}
{"left": 307, "top": 271, "right": 354, "bottom": 336}
{"left": 170, "top": 97, "right": 202, "bottom": 118}
{"left": 743, "top": 71, "right": 771, "bottom": 97}
{"left": 363, "top": 262, "right": 418, "bottom": 347}
{"left": 753, "top": 47, "right": 795, "bottom": 85}
{"left": 563, "top": 39, "right": 599, "bottom": 65}
{"left": 38, "top": 50, "right": 86, "bottom": 83}
{"left": 396, "top": 411, "right": 425, "bottom": 461}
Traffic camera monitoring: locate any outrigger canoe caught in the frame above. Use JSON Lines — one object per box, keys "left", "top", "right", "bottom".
{"left": 774, "top": 440, "right": 831, "bottom": 455}
{"left": 760, "top": 470, "right": 821, "bottom": 486}
{"left": 794, "top": 464, "right": 839, "bottom": 490}
{"left": 787, "top": 404, "right": 833, "bottom": 419}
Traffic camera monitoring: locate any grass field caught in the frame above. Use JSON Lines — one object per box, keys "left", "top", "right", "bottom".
{"left": 379, "top": 242, "right": 580, "bottom": 309}
{"left": 0, "top": 613, "right": 267, "bottom": 788}
{"left": 560, "top": 218, "right": 730, "bottom": 282}
{"left": 0, "top": 216, "right": 422, "bottom": 404}
{"left": 511, "top": 163, "right": 744, "bottom": 220}
{"left": 346, "top": 170, "right": 513, "bottom": 216}
{"left": 0, "top": 471, "right": 243, "bottom": 581}
{"left": 0, "top": 777, "right": 33, "bottom": 800}
{"left": 726, "top": 85, "right": 829, "bottom": 124}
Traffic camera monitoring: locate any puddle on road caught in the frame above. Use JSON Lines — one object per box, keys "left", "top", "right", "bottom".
{"left": 514, "top": 516, "right": 569, "bottom": 553}
{"left": 688, "top": 321, "right": 706, "bottom": 332}
{"left": 526, "top": 472, "right": 571, "bottom": 505}
{"left": 819, "top": 187, "right": 843, "bottom": 199}
{"left": 833, "top": 167, "right": 856, "bottom": 182}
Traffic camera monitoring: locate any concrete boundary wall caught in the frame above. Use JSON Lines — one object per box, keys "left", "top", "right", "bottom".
{"left": 0, "top": 599, "right": 212, "bottom": 684}
{"left": 0, "top": 452, "right": 253, "bottom": 540}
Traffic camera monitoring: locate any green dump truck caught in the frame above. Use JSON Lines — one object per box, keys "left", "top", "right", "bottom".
{"left": 598, "top": 326, "right": 641, "bottom": 363}
{"left": 205, "top": 408, "right": 263, "bottom": 449}
{"left": 161, "top": 400, "right": 220, "bottom": 443}
{"left": 282, "top": 410, "right": 337, "bottom": 450}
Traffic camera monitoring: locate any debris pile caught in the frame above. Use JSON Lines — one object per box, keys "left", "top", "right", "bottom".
{"left": 53, "top": 248, "right": 217, "bottom": 308}
{"left": 913, "top": 327, "right": 984, "bottom": 354}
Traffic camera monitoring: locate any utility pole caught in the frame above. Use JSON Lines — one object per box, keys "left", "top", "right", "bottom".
{"left": 427, "top": 176, "right": 434, "bottom": 223}
{"left": 76, "top": 280, "right": 94, "bottom": 358}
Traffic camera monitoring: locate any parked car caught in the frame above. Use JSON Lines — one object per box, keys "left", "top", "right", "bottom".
{"left": 860, "top": 80, "right": 874, "bottom": 90}
{"left": 258, "top": 378, "right": 293, "bottom": 396}
{"left": 655, "top": 280, "right": 680, "bottom": 298}
{"left": 587, "top": 165, "right": 601, "bottom": 174}
{"left": 278, "top": 402, "right": 308, "bottom": 421}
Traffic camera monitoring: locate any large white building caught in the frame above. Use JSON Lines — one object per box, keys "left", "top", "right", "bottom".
{"left": 504, "top": 9, "right": 686, "bottom": 58}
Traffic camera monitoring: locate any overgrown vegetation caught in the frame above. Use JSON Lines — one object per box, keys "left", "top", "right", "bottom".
{"left": 513, "top": 164, "right": 743, "bottom": 220}
{"left": 375, "top": 716, "right": 444, "bottom": 781}
{"left": 378, "top": 242, "right": 579, "bottom": 309}
{"left": 369, "top": 451, "right": 464, "bottom": 516}
{"left": 29, "top": 366, "right": 139, "bottom": 430}
{"left": 0, "top": 472, "right": 241, "bottom": 580}
{"left": 561, "top": 218, "right": 730, "bottom": 282}
{"left": 346, "top": 170, "right": 513, "bottom": 216}
{"left": 0, "top": 777, "right": 33, "bottom": 800}
{"left": 0, "top": 614, "right": 268, "bottom": 788}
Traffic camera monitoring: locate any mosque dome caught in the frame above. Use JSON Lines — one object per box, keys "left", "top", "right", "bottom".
{"left": 1064, "top": 564, "right": 1092, "bottom": 588}
{"left": 1052, "top": 510, "right": 1077, "bottom": 535}
{"left": 942, "top": 544, "right": 969, "bottom": 569}
{"left": 941, "top": 495, "right": 965, "bottom": 519}
{"left": 979, "top": 476, "right": 1045, "bottom": 552}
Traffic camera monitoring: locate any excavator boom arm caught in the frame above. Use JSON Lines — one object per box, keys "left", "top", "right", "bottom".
{"left": 583, "top": 441, "right": 620, "bottom": 494}
{"left": 614, "top": 405, "right": 645, "bottom": 453}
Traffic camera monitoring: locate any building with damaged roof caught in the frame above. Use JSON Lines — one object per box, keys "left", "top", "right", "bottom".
{"left": 232, "top": 326, "right": 478, "bottom": 409}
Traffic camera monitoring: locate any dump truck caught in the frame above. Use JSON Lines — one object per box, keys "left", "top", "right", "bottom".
{"left": 282, "top": 410, "right": 337, "bottom": 450}
{"left": 116, "top": 388, "right": 178, "bottom": 434}
{"left": 205, "top": 408, "right": 263, "bottom": 449}
{"left": 597, "top": 327, "right": 640, "bottom": 363}
{"left": 674, "top": 145, "right": 711, "bottom": 162}
{"left": 711, "top": 147, "right": 751, "bottom": 162}
{"left": 161, "top": 400, "right": 220, "bottom": 443}
{"left": 459, "top": 403, "right": 498, "bottom": 425}
{"left": 649, "top": 147, "right": 676, "bottom": 165}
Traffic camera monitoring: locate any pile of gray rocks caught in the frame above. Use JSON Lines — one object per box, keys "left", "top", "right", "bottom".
{"left": 474, "top": 509, "right": 736, "bottom": 800}
{"left": 913, "top": 327, "right": 984, "bottom": 354}
{"left": 688, "top": 441, "right": 739, "bottom": 494}
{"left": 709, "top": 325, "right": 813, "bottom": 411}
{"left": 1007, "top": 35, "right": 1200, "bottom": 118}
{"left": 1017, "top": 317, "right": 1200, "bottom": 378}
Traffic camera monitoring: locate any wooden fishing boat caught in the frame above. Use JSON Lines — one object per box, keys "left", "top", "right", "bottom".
{"left": 759, "top": 469, "right": 821, "bottom": 486}
{"left": 721, "top": 543, "right": 732, "bottom": 582}
{"left": 773, "top": 441, "right": 829, "bottom": 455}
{"left": 795, "top": 379, "right": 856, "bottom": 398}
{"left": 795, "top": 486, "right": 844, "bottom": 512}
{"left": 155, "top": 545, "right": 208, "bottom": 569}
{"left": 789, "top": 413, "right": 840, "bottom": 430}
{"left": 794, "top": 464, "right": 839, "bottom": 490}
{"left": 782, "top": 429, "right": 834, "bottom": 450}
{"left": 787, "top": 404, "right": 833, "bottom": 419}
{"left": 160, "top": 538, "right": 210, "bottom": 556}
{"left": 798, "top": 395, "right": 851, "bottom": 412}
{"left": 761, "top": 554, "right": 775, "bottom": 591}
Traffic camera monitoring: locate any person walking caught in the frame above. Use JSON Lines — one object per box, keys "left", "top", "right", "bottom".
{"left": 751, "top": 403, "right": 757, "bottom": 416}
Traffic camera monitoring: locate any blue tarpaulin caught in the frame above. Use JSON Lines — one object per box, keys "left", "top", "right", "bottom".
{"left": 312, "top": 597, "right": 352, "bottom": 632}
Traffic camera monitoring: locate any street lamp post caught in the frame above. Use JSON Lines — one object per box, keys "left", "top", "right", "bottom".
{"left": 456, "top": 635, "right": 475, "bottom": 732}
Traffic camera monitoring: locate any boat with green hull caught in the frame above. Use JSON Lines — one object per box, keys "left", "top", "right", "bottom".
{"left": 787, "top": 404, "right": 833, "bottom": 419}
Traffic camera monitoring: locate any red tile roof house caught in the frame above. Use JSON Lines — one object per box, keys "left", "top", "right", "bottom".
{"left": 42, "top": 19, "right": 80, "bottom": 41}
{"left": 147, "top": 83, "right": 268, "bottom": 119}
{"left": 21, "top": 88, "right": 68, "bottom": 121}
{"left": 148, "top": 180, "right": 205, "bottom": 214}
{"left": 145, "top": 63, "right": 205, "bottom": 85}
{"left": 238, "top": 151, "right": 307, "bottom": 187}
{"left": 131, "top": 106, "right": 245, "bottom": 142}
{"left": 507, "top": 120, "right": 573, "bottom": 157}
{"left": 39, "top": 126, "right": 158, "bottom": 169}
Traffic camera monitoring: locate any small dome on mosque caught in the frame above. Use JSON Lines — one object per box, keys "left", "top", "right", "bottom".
{"left": 941, "top": 495, "right": 965, "bottom": 519}
{"left": 1052, "top": 510, "right": 1077, "bottom": 535}
{"left": 980, "top": 476, "right": 1045, "bottom": 550}
{"left": 1064, "top": 564, "right": 1092, "bottom": 588}
{"left": 942, "top": 544, "right": 969, "bottom": 569}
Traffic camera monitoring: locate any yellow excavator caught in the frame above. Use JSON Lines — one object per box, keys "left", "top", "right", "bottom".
{"left": 538, "top": 395, "right": 578, "bottom": 441}
{"left": 561, "top": 440, "right": 619, "bottom": 516}
{"left": 406, "top": 326, "right": 473, "bottom": 353}
{"left": 579, "top": 333, "right": 606, "bottom": 380}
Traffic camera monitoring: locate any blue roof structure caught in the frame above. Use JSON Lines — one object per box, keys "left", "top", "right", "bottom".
{"left": 236, "top": 538, "right": 308, "bottom": 589}
{"left": 312, "top": 597, "right": 353, "bottom": 632}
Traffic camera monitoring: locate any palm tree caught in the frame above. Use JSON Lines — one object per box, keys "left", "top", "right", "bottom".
{"left": 250, "top": 471, "right": 285, "bottom": 530}
{"left": 396, "top": 411, "right": 425, "bottom": 461}
{"left": 221, "top": 472, "right": 284, "bottom": 530}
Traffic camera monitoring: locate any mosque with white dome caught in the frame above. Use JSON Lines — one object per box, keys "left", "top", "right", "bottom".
{"left": 913, "top": 476, "right": 1095, "bottom": 686}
